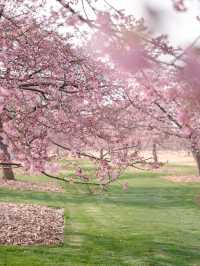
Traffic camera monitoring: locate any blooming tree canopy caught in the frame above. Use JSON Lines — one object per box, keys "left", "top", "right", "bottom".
{"left": 1, "top": 0, "right": 200, "bottom": 185}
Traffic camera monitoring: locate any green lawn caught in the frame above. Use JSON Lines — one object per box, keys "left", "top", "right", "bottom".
{"left": 0, "top": 160, "right": 200, "bottom": 266}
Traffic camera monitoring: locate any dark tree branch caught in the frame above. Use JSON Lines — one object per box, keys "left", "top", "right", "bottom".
{"left": 41, "top": 171, "right": 101, "bottom": 186}
{"left": 0, "top": 162, "right": 22, "bottom": 168}
{"left": 51, "top": 140, "right": 105, "bottom": 161}
{"left": 154, "top": 102, "right": 182, "bottom": 129}
{"left": 56, "top": 0, "right": 95, "bottom": 27}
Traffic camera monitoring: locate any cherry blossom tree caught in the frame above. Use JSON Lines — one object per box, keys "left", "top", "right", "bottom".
{"left": 0, "top": 4, "right": 143, "bottom": 187}
{"left": 1, "top": 0, "right": 200, "bottom": 183}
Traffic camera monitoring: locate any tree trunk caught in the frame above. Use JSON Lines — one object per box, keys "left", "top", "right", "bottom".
{"left": 152, "top": 143, "right": 158, "bottom": 163}
{"left": 0, "top": 138, "right": 15, "bottom": 180}
{"left": 0, "top": 120, "right": 15, "bottom": 180}
{"left": 2, "top": 164, "right": 15, "bottom": 180}
{"left": 192, "top": 149, "right": 200, "bottom": 176}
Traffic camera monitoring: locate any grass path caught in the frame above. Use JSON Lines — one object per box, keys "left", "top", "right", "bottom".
{"left": 0, "top": 162, "right": 200, "bottom": 265}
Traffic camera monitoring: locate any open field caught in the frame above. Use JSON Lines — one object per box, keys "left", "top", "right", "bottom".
{"left": 0, "top": 152, "right": 200, "bottom": 266}
{"left": 142, "top": 150, "right": 195, "bottom": 166}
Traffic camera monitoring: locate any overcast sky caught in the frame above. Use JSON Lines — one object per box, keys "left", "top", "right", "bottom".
{"left": 107, "top": 0, "right": 200, "bottom": 46}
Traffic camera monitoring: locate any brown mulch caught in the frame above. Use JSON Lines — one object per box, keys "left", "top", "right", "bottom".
{"left": 163, "top": 175, "right": 200, "bottom": 183}
{"left": 0, "top": 179, "right": 64, "bottom": 193}
{"left": 0, "top": 203, "right": 64, "bottom": 246}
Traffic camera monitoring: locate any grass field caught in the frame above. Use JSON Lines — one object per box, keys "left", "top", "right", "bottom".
{"left": 0, "top": 152, "right": 200, "bottom": 266}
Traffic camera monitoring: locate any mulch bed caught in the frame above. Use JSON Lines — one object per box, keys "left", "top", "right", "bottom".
{"left": 0, "top": 203, "right": 64, "bottom": 245}
{"left": 0, "top": 179, "right": 64, "bottom": 193}
{"left": 163, "top": 176, "right": 200, "bottom": 182}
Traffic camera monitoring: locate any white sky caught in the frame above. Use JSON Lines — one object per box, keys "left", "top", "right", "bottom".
{"left": 107, "top": 0, "right": 200, "bottom": 46}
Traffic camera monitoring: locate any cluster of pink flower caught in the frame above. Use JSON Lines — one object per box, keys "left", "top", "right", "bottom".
{"left": 0, "top": 0, "right": 200, "bottom": 186}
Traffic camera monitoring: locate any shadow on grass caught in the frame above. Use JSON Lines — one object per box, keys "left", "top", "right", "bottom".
{"left": 119, "top": 171, "right": 168, "bottom": 180}
{"left": 0, "top": 184, "right": 199, "bottom": 210}
{"left": 0, "top": 232, "right": 200, "bottom": 266}
{"left": 119, "top": 164, "right": 197, "bottom": 181}
{"left": 149, "top": 241, "right": 200, "bottom": 266}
